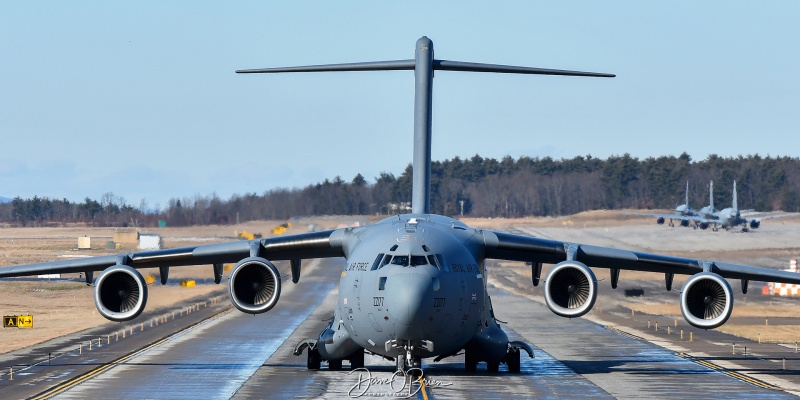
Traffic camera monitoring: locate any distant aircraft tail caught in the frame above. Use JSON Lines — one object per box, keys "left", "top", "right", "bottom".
{"left": 709, "top": 180, "right": 714, "bottom": 212}
{"left": 732, "top": 180, "right": 738, "bottom": 211}
{"left": 684, "top": 181, "right": 689, "bottom": 207}
{"left": 237, "top": 36, "right": 615, "bottom": 214}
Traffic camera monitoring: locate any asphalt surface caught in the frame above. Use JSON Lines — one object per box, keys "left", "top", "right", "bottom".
{"left": 1, "top": 227, "right": 800, "bottom": 398}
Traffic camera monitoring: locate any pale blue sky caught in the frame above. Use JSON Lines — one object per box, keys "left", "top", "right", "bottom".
{"left": 2, "top": 2, "right": 798, "bottom": 209}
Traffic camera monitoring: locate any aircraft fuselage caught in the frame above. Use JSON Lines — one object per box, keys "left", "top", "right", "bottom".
{"left": 317, "top": 214, "right": 503, "bottom": 363}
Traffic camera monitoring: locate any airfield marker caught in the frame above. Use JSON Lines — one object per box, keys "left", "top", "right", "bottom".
{"left": 9, "top": 367, "right": 12, "bottom": 380}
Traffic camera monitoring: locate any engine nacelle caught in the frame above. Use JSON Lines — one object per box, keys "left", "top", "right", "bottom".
{"left": 544, "top": 261, "right": 597, "bottom": 318}
{"left": 680, "top": 272, "right": 733, "bottom": 329}
{"left": 228, "top": 257, "right": 282, "bottom": 314}
{"left": 750, "top": 220, "right": 760, "bottom": 229}
{"left": 699, "top": 222, "right": 709, "bottom": 230}
{"left": 94, "top": 265, "right": 148, "bottom": 322}
{"left": 656, "top": 217, "right": 665, "bottom": 225}
{"left": 680, "top": 219, "right": 689, "bottom": 227}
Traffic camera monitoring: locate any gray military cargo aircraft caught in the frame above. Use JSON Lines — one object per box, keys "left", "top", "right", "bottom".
{"left": 4, "top": 37, "right": 800, "bottom": 375}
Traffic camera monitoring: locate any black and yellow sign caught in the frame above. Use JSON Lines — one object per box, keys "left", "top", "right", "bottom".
{"left": 17, "top": 315, "right": 33, "bottom": 328}
{"left": 3, "top": 315, "right": 32, "bottom": 328}
{"left": 3, "top": 316, "right": 18, "bottom": 328}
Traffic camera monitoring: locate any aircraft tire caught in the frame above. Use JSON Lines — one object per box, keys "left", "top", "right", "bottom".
{"left": 465, "top": 350, "right": 478, "bottom": 373}
{"left": 329, "top": 359, "right": 343, "bottom": 370}
{"left": 350, "top": 350, "right": 365, "bottom": 370}
{"left": 506, "top": 349, "right": 521, "bottom": 373}
{"left": 487, "top": 361, "right": 500, "bottom": 373}
{"left": 307, "top": 348, "right": 321, "bottom": 370}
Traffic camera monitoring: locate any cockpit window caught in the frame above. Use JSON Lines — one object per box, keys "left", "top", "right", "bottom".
{"left": 379, "top": 254, "right": 392, "bottom": 269}
{"left": 435, "top": 254, "right": 450, "bottom": 272}
{"left": 410, "top": 255, "right": 428, "bottom": 267}
{"left": 391, "top": 255, "right": 409, "bottom": 266}
{"left": 371, "top": 253, "right": 385, "bottom": 271}
{"left": 427, "top": 255, "right": 438, "bottom": 268}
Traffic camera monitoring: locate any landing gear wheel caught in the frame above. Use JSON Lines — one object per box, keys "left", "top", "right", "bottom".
{"left": 464, "top": 350, "right": 478, "bottom": 373}
{"left": 408, "top": 356, "right": 422, "bottom": 377}
{"left": 350, "top": 350, "right": 365, "bottom": 370}
{"left": 307, "top": 348, "right": 321, "bottom": 370}
{"left": 506, "top": 349, "right": 521, "bottom": 373}
{"left": 396, "top": 354, "right": 406, "bottom": 372}
{"left": 328, "top": 359, "right": 342, "bottom": 370}
{"left": 487, "top": 361, "right": 500, "bottom": 373}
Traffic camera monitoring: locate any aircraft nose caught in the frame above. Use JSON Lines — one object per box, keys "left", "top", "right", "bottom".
{"left": 385, "top": 272, "right": 431, "bottom": 326}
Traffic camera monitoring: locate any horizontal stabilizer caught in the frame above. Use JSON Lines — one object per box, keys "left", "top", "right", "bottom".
{"left": 237, "top": 59, "right": 615, "bottom": 78}
{"left": 236, "top": 60, "right": 415, "bottom": 74}
{"left": 433, "top": 60, "right": 615, "bottom": 78}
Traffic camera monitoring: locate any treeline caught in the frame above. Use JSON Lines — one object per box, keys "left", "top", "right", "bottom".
{"left": 1, "top": 153, "right": 799, "bottom": 227}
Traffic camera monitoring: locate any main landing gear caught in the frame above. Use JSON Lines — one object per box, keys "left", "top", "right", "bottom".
{"left": 464, "top": 340, "right": 533, "bottom": 373}
{"left": 294, "top": 338, "right": 365, "bottom": 371}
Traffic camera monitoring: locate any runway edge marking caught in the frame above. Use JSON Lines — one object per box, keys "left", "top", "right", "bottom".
{"left": 673, "top": 352, "right": 784, "bottom": 391}
{"left": 30, "top": 308, "right": 233, "bottom": 400}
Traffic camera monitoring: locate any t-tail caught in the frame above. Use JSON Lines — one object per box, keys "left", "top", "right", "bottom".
{"left": 236, "top": 36, "right": 615, "bottom": 214}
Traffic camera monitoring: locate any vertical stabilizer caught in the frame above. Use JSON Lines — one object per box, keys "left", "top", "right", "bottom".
{"left": 684, "top": 181, "right": 689, "bottom": 206}
{"left": 732, "top": 180, "right": 738, "bottom": 211}
{"left": 709, "top": 181, "right": 714, "bottom": 212}
{"left": 412, "top": 37, "right": 434, "bottom": 214}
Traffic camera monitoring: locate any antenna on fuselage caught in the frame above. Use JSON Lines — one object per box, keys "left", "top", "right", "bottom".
{"left": 236, "top": 37, "right": 615, "bottom": 214}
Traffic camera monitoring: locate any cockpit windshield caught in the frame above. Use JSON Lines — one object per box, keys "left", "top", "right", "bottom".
{"left": 373, "top": 253, "right": 447, "bottom": 270}
{"left": 390, "top": 255, "right": 409, "bottom": 266}
{"left": 410, "top": 255, "right": 428, "bottom": 266}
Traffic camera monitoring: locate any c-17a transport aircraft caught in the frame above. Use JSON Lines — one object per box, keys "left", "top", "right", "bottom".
{"left": 4, "top": 37, "right": 800, "bottom": 375}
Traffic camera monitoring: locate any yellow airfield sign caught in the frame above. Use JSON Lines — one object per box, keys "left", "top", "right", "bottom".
{"left": 17, "top": 315, "right": 33, "bottom": 328}
{"left": 3, "top": 315, "right": 33, "bottom": 328}
{"left": 3, "top": 316, "right": 17, "bottom": 327}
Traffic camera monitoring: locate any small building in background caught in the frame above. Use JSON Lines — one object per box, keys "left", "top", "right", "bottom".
{"left": 78, "top": 236, "right": 91, "bottom": 250}
{"left": 113, "top": 229, "right": 162, "bottom": 251}
{"left": 138, "top": 233, "right": 163, "bottom": 250}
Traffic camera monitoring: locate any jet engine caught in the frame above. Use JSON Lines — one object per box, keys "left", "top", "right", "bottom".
{"left": 750, "top": 220, "right": 760, "bottom": 229}
{"left": 699, "top": 222, "right": 709, "bottom": 230}
{"left": 680, "top": 219, "right": 689, "bottom": 227}
{"left": 228, "top": 257, "right": 282, "bottom": 314}
{"left": 656, "top": 217, "right": 665, "bottom": 225}
{"left": 544, "top": 261, "right": 597, "bottom": 318}
{"left": 680, "top": 272, "right": 733, "bottom": 329}
{"left": 94, "top": 265, "right": 148, "bottom": 322}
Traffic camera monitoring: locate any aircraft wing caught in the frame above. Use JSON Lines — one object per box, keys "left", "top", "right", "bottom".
{"left": 0, "top": 230, "right": 346, "bottom": 279}
{"left": 483, "top": 230, "right": 800, "bottom": 284}
{"left": 627, "top": 212, "right": 695, "bottom": 219}
{"left": 740, "top": 212, "right": 800, "bottom": 221}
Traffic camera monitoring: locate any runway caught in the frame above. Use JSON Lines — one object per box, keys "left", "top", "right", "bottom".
{"left": 3, "top": 256, "right": 796, "bottom": 399}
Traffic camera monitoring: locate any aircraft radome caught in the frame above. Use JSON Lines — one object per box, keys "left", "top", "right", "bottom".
{"left": 4, "top": 37, "right": 800, "bottom": 375}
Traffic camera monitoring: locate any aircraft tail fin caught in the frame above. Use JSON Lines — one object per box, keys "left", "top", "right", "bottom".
{"left": 237, "top": 37, "right": 614, "bottom": 214}
{"left": 685, "top": 181, "right": 689, "bottom": 207}
{"left": 732, "top": 180, "right": 738, "bottom": 211}
{"left": 709, "top": 180, "right": 714, "bottom": 212}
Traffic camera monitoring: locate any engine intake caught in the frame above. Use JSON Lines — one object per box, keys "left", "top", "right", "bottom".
{"left": 94, "top": 265, "right": 148, "bottom": 322}
{"left": 680, "top": 272, "right": 733, "bottom": 329}
{"left": 750, "top": 220, "right": 760, "bottom": 229}
{"left": 228, "top": 257, "right": 282, "bottom": 314}
{"left": 544, "top": 261, "right": 597, "bottom": 318}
